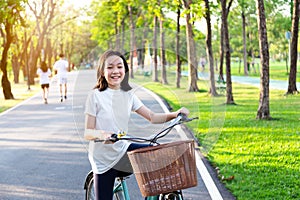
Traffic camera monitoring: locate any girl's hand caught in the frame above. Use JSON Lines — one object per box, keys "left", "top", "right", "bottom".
{"left": 177, "top": 107, "right": 189, "bottom": 117}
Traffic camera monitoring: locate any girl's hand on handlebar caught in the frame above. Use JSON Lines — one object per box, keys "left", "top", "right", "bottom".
{"left": 104, "top": 131, "right": 126, "bottom": 143}
{"left": 177, "top": 107, "right": 190, "bottom": 117}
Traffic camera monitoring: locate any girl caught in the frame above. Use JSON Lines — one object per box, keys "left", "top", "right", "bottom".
{"left": 84, "top": 50, "right": 189, "bottom": 200}
{"left": 36, "top": 61, "right": 52, "bottom": 104}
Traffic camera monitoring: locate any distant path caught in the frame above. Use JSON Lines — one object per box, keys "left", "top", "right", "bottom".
{"left": 182, "top": 71, "right": 300, "bottom": 91}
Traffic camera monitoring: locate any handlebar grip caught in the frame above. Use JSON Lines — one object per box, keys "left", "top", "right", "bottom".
{"left": 109, "top": 133, "right": 119, "bottom": 142}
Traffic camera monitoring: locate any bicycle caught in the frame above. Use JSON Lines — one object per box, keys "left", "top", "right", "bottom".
{"left": 84, "top": 113, "right": 198, "bottom": 200}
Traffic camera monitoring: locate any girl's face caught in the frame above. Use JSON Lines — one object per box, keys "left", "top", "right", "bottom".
{"left": 104, "top": 55, "right": 125, "bottom": 89}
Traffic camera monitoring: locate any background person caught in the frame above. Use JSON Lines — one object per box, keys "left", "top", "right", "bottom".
{"left": 84, "top": 50, "right": 189, "bottom": 200}
{"left": 36, "top": 61, "right": 52, "bottom": 104}
{"left": 53, "top": 53, "right": 69, "bottom": 102}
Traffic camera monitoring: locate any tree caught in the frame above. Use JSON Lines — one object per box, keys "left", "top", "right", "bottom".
{"left": 204, "top": 0, "right": 217, "bottom": 96}
{"left": 27, "top": 0, "right": 57, "bottom": 84}
{"left": 160, "top": 17, "right": 168, "bottom": 84}
{"left": 240, "top": 0, "right": 249, "bottom": 76}
{"left": 220, "top": 0, "right": 235, "bottom": 104}
{"left": 152, "top": 15, "right": 159, "bottom": 82}
{"left": 183, "top": 0, "right": 199, "bottom": 92}
{"left": 256, "top": 0, "right": 271, "bottom": 119}
{"left": 158, "top": 3, "right": 168, "bottom": 85}
{"left": 176, "top": 5, "right": 181, "bottom": 88}
{"left": 128, "top": 3, "right": 136, "bottom": 79}
{"left": 0, "top": 0, "right": 26, "bottom": 99}
{"left": 287, "top": 0, "right": 299, "bottom": 94}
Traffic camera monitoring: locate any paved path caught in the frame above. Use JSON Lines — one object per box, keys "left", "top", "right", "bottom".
{"left": 196, "top": 71, "right": 300, "bottom": 90}
{"left": 0, "top": 69, "right": 235, "bottom": 200}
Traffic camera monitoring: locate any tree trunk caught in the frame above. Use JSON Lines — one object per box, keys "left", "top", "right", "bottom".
{"left": 152, "top": 16, "right": 159, "bottom": 82}
{"left": 256, "top": 0, "right": 271, "bottom": 119}
{"left": 160, "top": 17, "right": 168, "bottom": 84}
{"left": 0, "top": 21, "right": 14, "bottom": 99}
{"left": 287, "top": 0, "right": 299, "bottom": 94}
{"left": 183, "top": 0, "right": 199, "bottom": 92}
{"left": 12, "top": 54, "right": 20, "bottom": 84}
{"left": 141, "top": 26, "right": 148, "bottom": 70}
{"left": 121, "top": 20, "right": 125, "bottom": 54}
{"left": 176, "top": 7, "right": 181, "bottom": 88}
{"left": 128, "top": 5, "right": 135, "bottom": 79}
{"left": 221, "top": 0, "right": 235, "bottom": 104}
{"left": 242, "top": 11, "right": 249, "bottom": 76}
{"left": 45, "top": 38, "right": 52, "bottom": 69}
{"left": 204, "top": 0, "right": 217, "bottom": 96}
{"left": 115, "top": 21, "right": 120, "bottom": 51}
{"left": 219, "top": 20, "right": 225, "bottom": 82}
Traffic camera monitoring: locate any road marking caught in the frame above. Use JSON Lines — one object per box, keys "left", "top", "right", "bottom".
{"left": 55, "top": 106, "right": 66, "bottom": 110}
{"left": 72, "top": 105, "right": 84, "bottom": 109}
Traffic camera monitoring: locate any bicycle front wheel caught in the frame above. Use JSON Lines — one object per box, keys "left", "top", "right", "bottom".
{"left": 158, "top": 191, "right": 183, "bottom": 200}
{"left": 85, "top": 176, "right": 96, "bottom": 200}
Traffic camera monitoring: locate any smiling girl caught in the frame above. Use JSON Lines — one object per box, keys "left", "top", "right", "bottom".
{"left": 84, "top": 50, "right": 189, "bottom": 200}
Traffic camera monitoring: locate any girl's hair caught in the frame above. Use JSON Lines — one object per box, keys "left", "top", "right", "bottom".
{"left": 40, "top": 61, "right": 48, "bottom": 73}
{"left": 94, "top": 50, "right": 132, "bottom": 91}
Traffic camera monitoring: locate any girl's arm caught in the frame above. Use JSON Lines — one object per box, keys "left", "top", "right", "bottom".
{"left": 135, "top": 105, "right": 189, "bottom": 124}
{"left": 84, "top": 114, "right": 112, "bottom": 140}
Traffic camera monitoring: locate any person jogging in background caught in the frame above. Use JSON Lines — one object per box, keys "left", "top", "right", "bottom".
{"left": 54, "top": 53, "right": 69, "bottom": 102}
{"left": 36, "top": 61, "right": 52, "bottom": 104}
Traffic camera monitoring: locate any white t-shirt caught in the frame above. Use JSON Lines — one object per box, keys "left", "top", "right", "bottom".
{"left": 84, "top": 88, "right": 144, "bottom": 174}
{"left": 36, "top": 68, "right": 51, "bottom": 85}
{"left": 53, "top": 59, "right": 68, "bottom": 78}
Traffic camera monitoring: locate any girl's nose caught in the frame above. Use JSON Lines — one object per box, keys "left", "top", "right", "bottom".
{"left": 112, "top": 67, "right": 119, "bottom": 74}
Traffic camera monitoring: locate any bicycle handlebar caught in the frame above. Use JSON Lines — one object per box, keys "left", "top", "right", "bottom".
{"left": 95, "top": 113, "right": 198, "bottom": 144}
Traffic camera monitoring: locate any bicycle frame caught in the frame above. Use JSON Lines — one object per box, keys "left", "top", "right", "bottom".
{"left": 113, "top": 177, "right": 130, "bottom": 200}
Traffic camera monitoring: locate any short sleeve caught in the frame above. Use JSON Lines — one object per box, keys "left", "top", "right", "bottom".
{"left": 132, "top": 94, "right": 144, "bottom": 111}
{"left": 85, "top": 91, "right": 97, "bottom": 117}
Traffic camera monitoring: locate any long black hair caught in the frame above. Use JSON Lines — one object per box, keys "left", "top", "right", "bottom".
{"left": 94, "top": 50, "right": 132, "bottom": 91}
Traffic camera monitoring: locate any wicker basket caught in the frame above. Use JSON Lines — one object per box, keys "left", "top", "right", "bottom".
{"left": 127, "top": 140, "right": 197, "bottom": 197}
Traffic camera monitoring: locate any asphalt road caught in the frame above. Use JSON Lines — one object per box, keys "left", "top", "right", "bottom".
{"left": 0, "top": 69, "right": 235, "bottom": 200}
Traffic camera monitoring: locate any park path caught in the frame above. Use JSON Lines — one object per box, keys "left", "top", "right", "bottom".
{"left": 196, "top": 71, "right": 300, "bottom": 90}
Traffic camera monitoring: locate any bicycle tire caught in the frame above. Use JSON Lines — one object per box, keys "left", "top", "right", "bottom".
{"left": 158, "top": 191, "right": 183, "bottom": 200}
{"left": 85, "top": 176, "right": 96, "bottom": 200}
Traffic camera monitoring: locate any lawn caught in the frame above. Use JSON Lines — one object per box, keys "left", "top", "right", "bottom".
{"left": 131, "top": 70, "right": 300, "bottom": 200}
{"left": 0, "top": 80, "right": 39, "bottom": 113}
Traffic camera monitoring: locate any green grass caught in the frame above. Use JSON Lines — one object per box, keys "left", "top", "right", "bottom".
{"left": 0, "top": 81, "right": 39, "bottom": 113}
{"left": 131, "top": 71, "right": 300, "bottom": 200}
